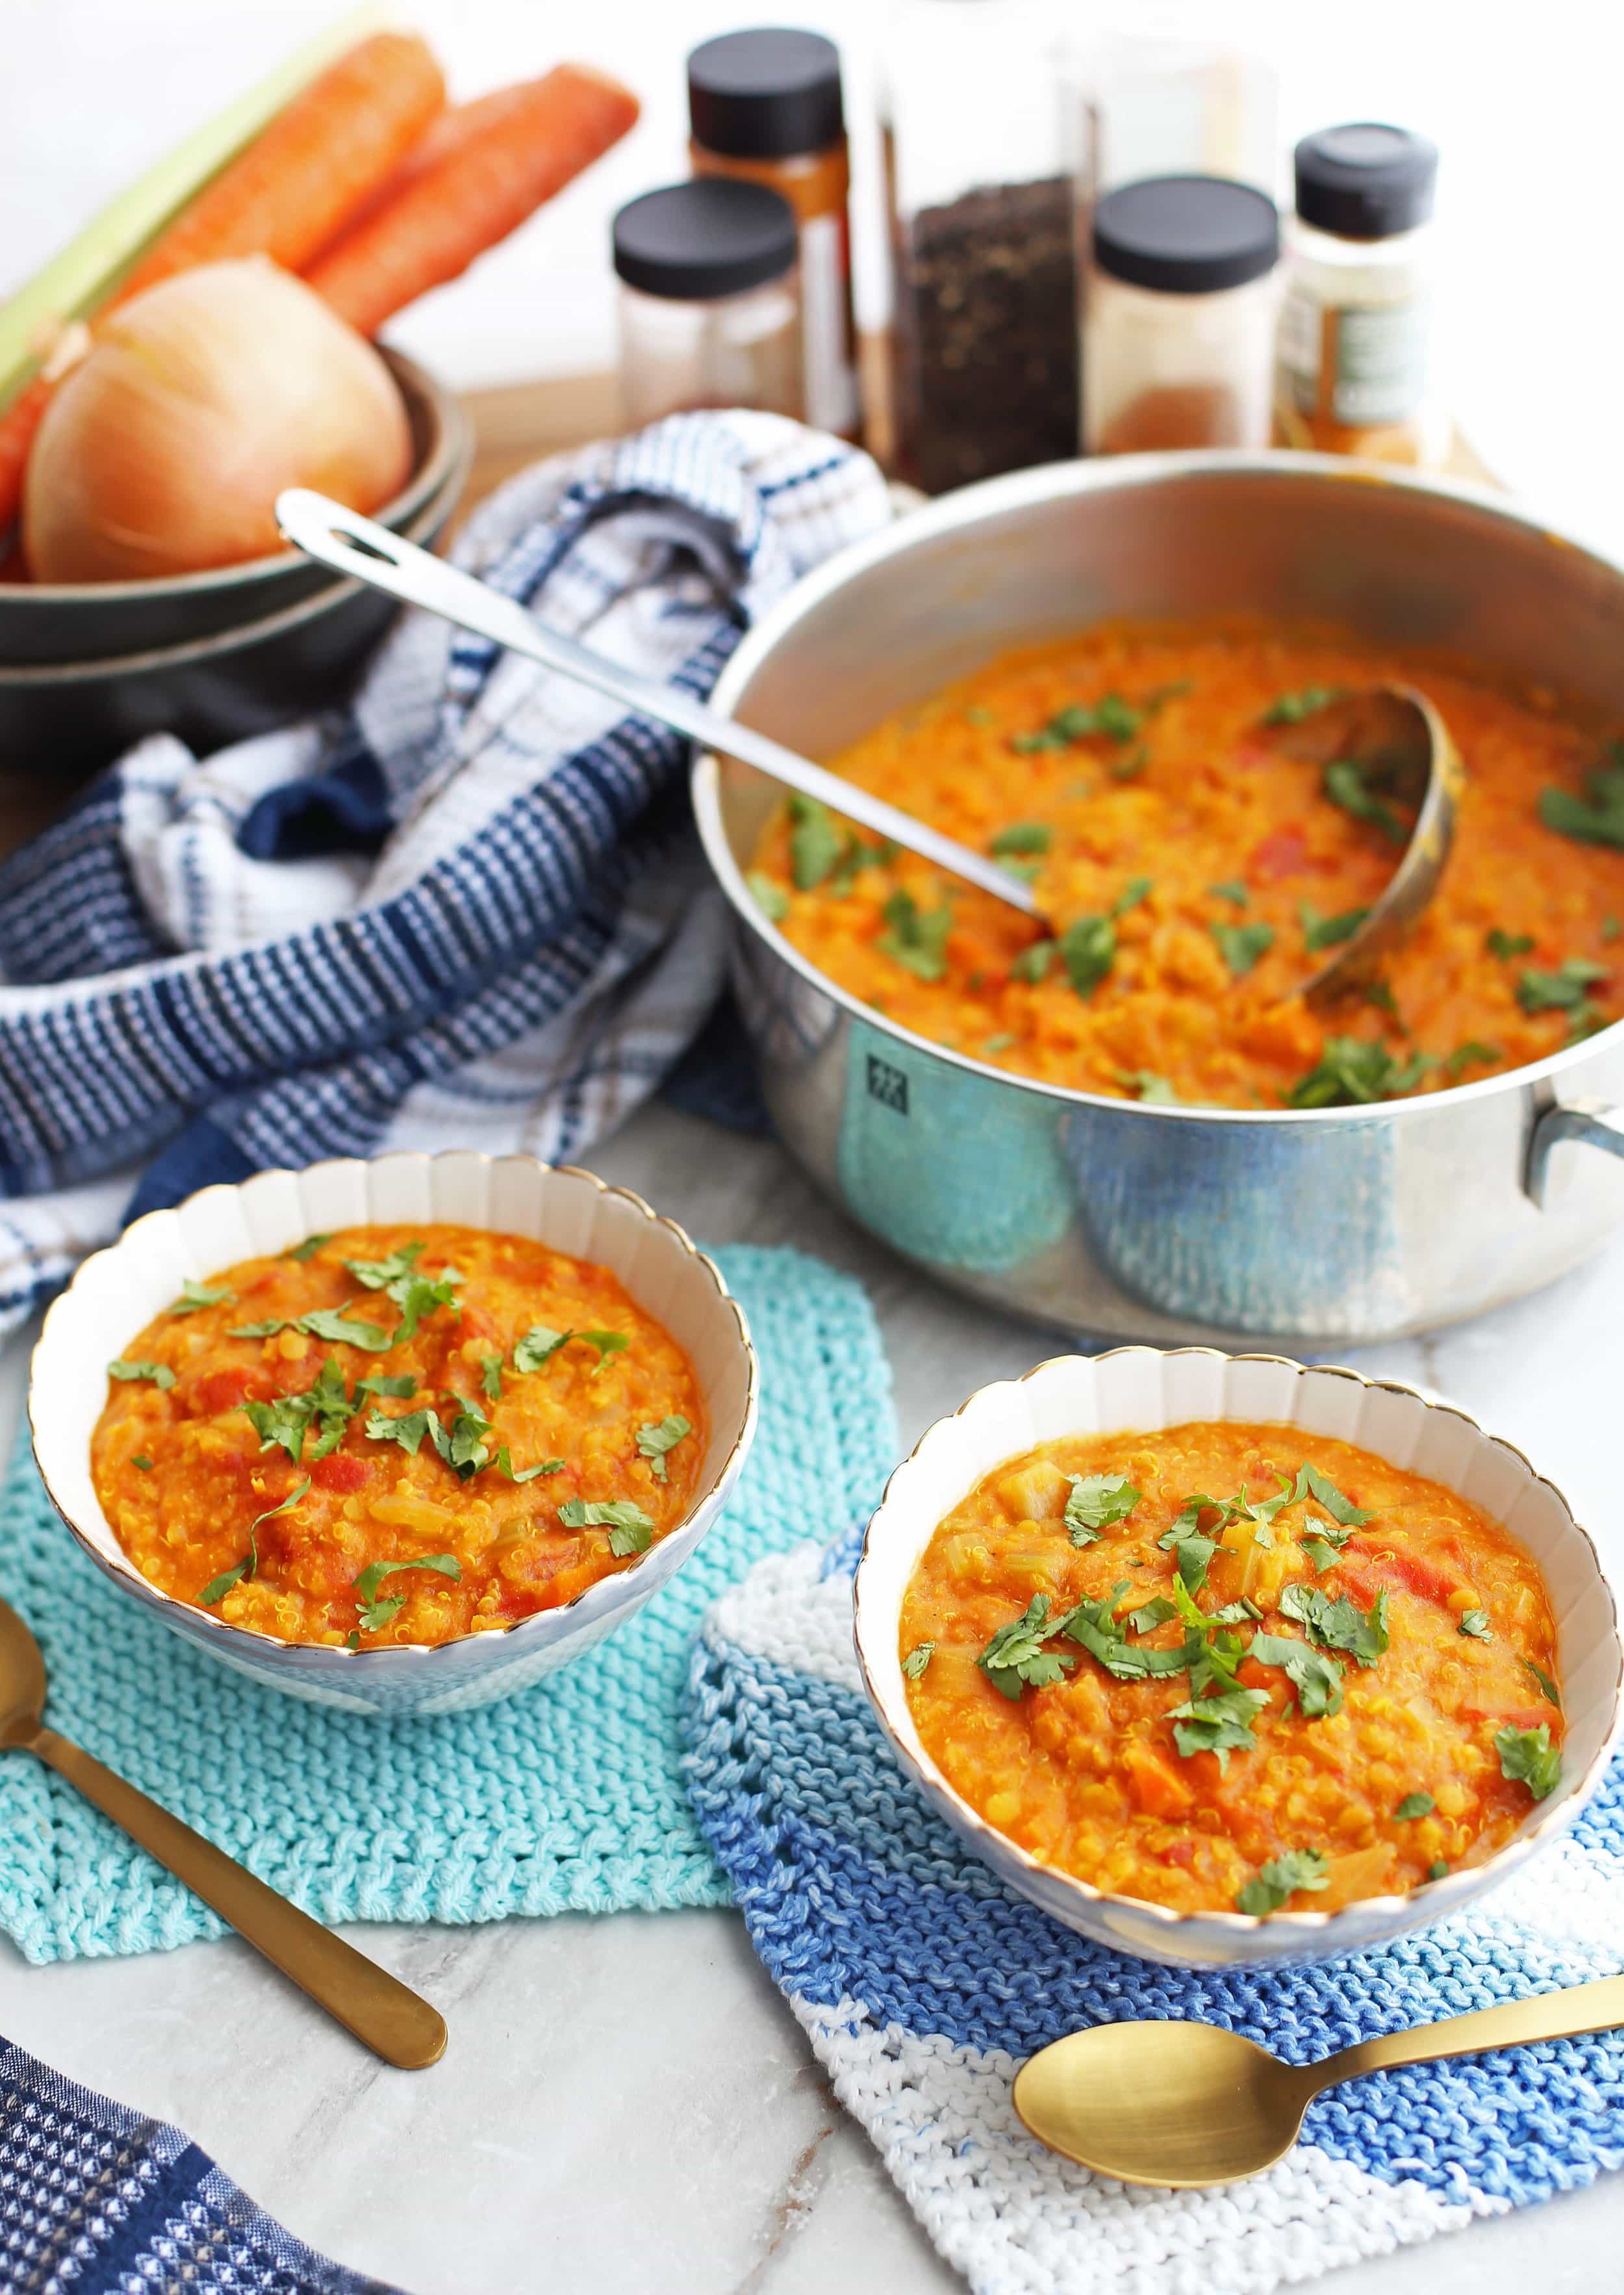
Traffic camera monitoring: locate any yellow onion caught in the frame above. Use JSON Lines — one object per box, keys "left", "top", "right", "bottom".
{"left": 23, "top": 256, "right": 413, "bottom": 583}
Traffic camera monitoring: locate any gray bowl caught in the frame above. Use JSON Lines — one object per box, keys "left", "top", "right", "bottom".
{"left": 0, "top": 379, "right": 469, "bottom": 782}
{"left": 0, "top": 349, "right": 466, "bottom": 665}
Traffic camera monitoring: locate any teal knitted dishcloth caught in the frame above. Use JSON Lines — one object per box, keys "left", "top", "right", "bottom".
{"left": 0, "top": 1246, "right": 897, "bottom": 1963}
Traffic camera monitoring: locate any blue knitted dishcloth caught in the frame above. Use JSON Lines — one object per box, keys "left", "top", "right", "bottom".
{"left": 0, "top": 1247, "right": 895, "bottom": 1964}
{"left": 684, "top": 1533, "right": 1624, "bottom": 2295}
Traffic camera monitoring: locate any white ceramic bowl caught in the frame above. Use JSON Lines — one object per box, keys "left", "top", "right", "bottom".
{"left": 854, "top": 1348, "right": 1623, "bottom": 1967}
{"left": 29, "top": 1153, "right": 758, "bottom": 1717}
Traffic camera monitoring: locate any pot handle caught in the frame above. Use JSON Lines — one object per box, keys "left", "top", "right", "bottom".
{"left": 1527, "top": 1101, "right": 1624, "bottom": 1207}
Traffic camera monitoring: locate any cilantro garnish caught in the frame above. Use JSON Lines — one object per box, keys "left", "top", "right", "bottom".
{"left": 977, "top": 1594, "right": 1074, "bottom": 1699}
{"left": 1212, "top": 919, "right": 1275, "bottom": 977}
{"left": 1113, "top": 876, "right": 1152, "bottom": 917}
{"left": 989, "top": 822, "right": 1051, "bottom": 857}
{"left": 1122, "top": 1071, "right": 1180, "bottom": 1104}
{"left": 244, "top": 1358, "right": 364, "bottom": 1464}
{"left": 1289, "top": 1463, "right": 1372, "bottom": 1526}
{"left": 788, "top": 794, "right": 844, "bottom": 890}
{"left": 982, "top": 1033, "right": 1018, "bottom": 1056}
{"left": 338, "top": 1241, "right": 462, "bottom": 1346}
{"left": 1128, "top": 1596, "right": 1178, "bottom": 1634}
{"left": 1235, "top": 1847, "right": 1330, "bottom": 1914}
{"left": 1323, "top": 758, "right": 1407, "bottom": 843}
{"left": 1517, "top": 958, "right": 1610, "bottom": 1044}
{"left": 351, "top": 1552, "right": 461, "bottom": 1633}
{"left": 345, "top": 1242, "right": 425, "bottom": 1291}
{"left": 1057, "top": 914, "right": 1115, "bottom": 997}
{"left": 108, "top": 1358, "right": 175, "bottom": 1390}
{"left": 1486, "top": 928, "right": 1534, "bottom": 960}
{"left": 168, "top": 1277, "right": 235, "bottom": 1317}
{"left": 365, "top": 1406, "right": 435, "bottom": 1457}
{"left": 878, "top": 889, "right": 954, "bottom": 982}
{"left": 438, "top": 1394, "right": 494, "bottom": 1479}
{"left": 1248, "top": 1630, "right": 1345, "bottom": 1718}
{"left": 1062, "top": 1472, "right": 1139, "bottom": 1544}
{"left": 903, "top": 1641, "right": 935, "bottom": 1679}
{"left": 480, "top": 1353, "right": 503, "bottom": 1402}
{"left": 1168, "top": 1685, "right": 1269, "bottom": 1768}
{"left": 636, "top": 1415, "right": 691, "bottom": 1481}
{"left": 513, "top": 1324, "right": 570, "bottom": 1374}
{"left": 1395, "top": 1791, "right": 1434, "bottom": 1820}
{"left": 200, "top": 1475, "right": 310, "bottom": 1606}
{"left": 1280, "top": 1580, "right": 1389, "bottom": 1665}
{"left": 827, "top": 834, "right": 892, "bottom": 897}
{"left": 557, "top": 1497, "right": 656, "bottom": 1555}
{"left": 1056, "top": 1582, "right": 1189, "bottom": 1684}
{"left": 1427, "top": 1858, "right": 1449, "bottom": 1880}
{"left": 746, "top": 871, "right": 790, "bottom": 923}
{"left": 1458, "top": 1608, "right": 1491, "bottom": 1638}
{"left": 1538, "top": 745, "right": 1624, "bottom": 849}
{"left": 1287, "top": 1035, "right": 1436, "bottom": 1108}
{"left": 1208, "top": 879, "right": 1249, "bottom": 906}
{"left": 1011, "top": 693, "right": 1143, "bottom": 753}
{"left": 133, "top": 1455, "right": 153, "bottom": 1472}
{"left": 1299, "top": 901, "right": 1369, "bottom": 953}
{"left": 1521, "top": 1658, "right": 1561, "bottom": 1708}
{"left": 577, "top": 1329, "right": 630, "bottom": 1363}
{"left": 284, "top": 1233, "right": 333, "bottom": 1262}
{"left": 1495, "top": 1723, "right": 1560, "bottom": 1800}
{"left": 1010, "top": 941, "right": 1055, "bottom": 984}
{"left": 298, "top": 1307, "right": 396, "bottom": 1349}
{"left": 494, "top": 1446, "right": 564, "bottom": 1483}
{"left": 1263, "top": 686, "right": 1342, "bottom": 725}
{"left": 1444, "top": 1040, "right": 1501, "bottom": 1081}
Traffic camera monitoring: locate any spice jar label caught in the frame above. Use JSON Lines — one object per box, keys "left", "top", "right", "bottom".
{"left": 1280, "top": 288, "right": 1432, "bottom": 426}
{"left": 801, "top": 211, "right": 859, "bottom": 435}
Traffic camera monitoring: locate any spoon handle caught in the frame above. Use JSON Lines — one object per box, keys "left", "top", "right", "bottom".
{"left": 1318, "top": 1972, "right": 1624, "bottom": 2088}
{"left": 30, "top": 1726, "right": 446, "bottom": 2070}
{"left": 273, "top": 487, "right": 1039, "bottom": 919}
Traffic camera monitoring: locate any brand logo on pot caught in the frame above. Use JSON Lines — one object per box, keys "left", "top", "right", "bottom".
{"left": 867, "top": 1055, "right": 909, "bottom": 1116}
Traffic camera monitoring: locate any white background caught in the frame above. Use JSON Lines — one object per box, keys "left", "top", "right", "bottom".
{"left": 5, "top": 0, "right": 1623, "bottom": 547}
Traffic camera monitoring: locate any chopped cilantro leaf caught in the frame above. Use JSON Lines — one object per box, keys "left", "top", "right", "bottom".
{"left": 200, "top": 1476, "right": 310, "bottom": 1606}
{"left": 513, "top": 1324, "right": 570, "bottom": 1374}
{"left": 1290, "top": 1464, "right": 1372, "bottom": 1526}
{"left": 1521, "top": 1658, "right": 1561, "bottom": 1708}
{"left": 480, "top": 1353, "right": 503, "bottom": 1402}
{"left": 878, "top": 888, "right": 954, "bottom": 982}
{"left": 1236, "top": 1846, "right": 1330, "bottom": 1914}
{"left": 788, "top": 794, "right": 844, "bottom": 890}
{"left": 1288, "top": 1035, "right": 1435, "bottom": 1107}
{"left": 576, "top": 1329, "right": 629, "bottom": 1364}
{"left": 1248, "top": 1630, "right": 1345, "bottom": 1718}
{"left": 903, "top": 1641, "right": 935, "bottom": 1679}
{"left": 297, "top": 1307, "right": 394, "bottom": 1350}
{"left": 557, "top": 1498, "right": 656, "bottom": 1556}
{"left": 1495, "top": 1723, "right": 1561, "bottom": 1800}
{"left": 1063, "top": 1472, "right": 1139, "bottom": 1544}
{"left": 1263, "top": 686, "right": 1342, "bottom": 725}
{"left": 1128, "top": 1596, "right": 1178, "bottom": 1634}
{"left": 1010, "top": 940, "right": 1055, "bottom": 983}
{"left": 1458, "top": 1608, "right": 1491, "bottom": 1638}
{"left": 1280, "top": 1579, "right": 1389, "bottom": 1665}
{"left": 1113, "top": 875, "right": 1152, "bottom": 916}
{"left": 1444, "top": 1040, "right": 1501, "bottom": 1081}
{"left": 1122, "top": 1070, "right": 1180, "bottom": 1104}
{"left": 284, "top": 1233, "right": 332, "bottom": 1262}
{"left": 982, "top": 1033, "right": 1018, "bottom": 1056}
{"left": 1212, "top": 919, "right": 1275, "bottom": 977}
{"left": 108, "top": 1358, "right": 175, "bottom": 1390}
{"left": 1208, "top": 878, "right": 1249, "bottom": 906}
{"left": 1428, "top": 1858, "right": 1449, "bottom": 1880}
{"left": 1538, "top": 745, "right": 1624, "bottom": 849}
{"left": 494, "top": 1445, "right": 564, "bottom": 1483}
{"left": 1517, "top": 959, "right": 1610, "bottom": 1045}
{"left": 365, "top": 1406, "right": 435, "bottom": 1457}
{"left": 168, "top": 1277, "right": 235, "bottom": 1316}
{"left": 345, "top": 1242, "right": 425, "bottom": 1292}
{"left": 746, "top": 871, "right": 790, "bottom": 923}
{"left": 243, "top": 1359, "right": 358, "bottom": 1464}
{"left": 351, "top": 1552, "right": 461, "bottom": 1633}
{"left": 1056, "top": 1582, "right": 1189, "bottom": 1684}
{"left": 977, "top": 1594, "right": 1074, "bottom": 1700}
{"left": 1057, "top": 914, "right": 1115, "bottom": 997}
{"left": 1323, "top": 758, "right": 1407, "bottom": 843}
{"left": 133, "top": 1454, "right": 153, "bottom": 1472}
{"left": 1299, "top": 901, "right": 1369, "bottom": 953}
{"left": 636, "top": 1414, "right": 691, "bottom": 1481}
{"left": 1169, "top": 1685, "right": 1269, "bottom": 1768}
{"left": 989, "top": 822, "right": 1051, "bottom": 857}
{"left": 1395, "top": 1791, "right": 1435, "bottom": 1820}
{"left": 1486, "top": 928, "right": 1534, "bottom": 960}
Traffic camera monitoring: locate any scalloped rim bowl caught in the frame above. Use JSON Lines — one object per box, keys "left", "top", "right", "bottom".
{"left": 27, "top": 1153, "right": 758, "bottom": 1717}
{"left": 854, "top": 1348, "right": 1623, "bottom": 1966}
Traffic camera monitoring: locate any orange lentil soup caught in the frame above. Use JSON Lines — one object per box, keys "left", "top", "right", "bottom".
{"left": 898, "top": 1422, "right": 1564, "bottom": 1916}
{"left": 748, "top": 621, "right": 1624, "bottom": 1110}
{"left": 91, "top": 1224, "right": 705, "bottom": 1648}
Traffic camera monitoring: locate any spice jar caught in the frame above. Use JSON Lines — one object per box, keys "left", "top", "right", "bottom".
{"left": 1274, "top": 123, "right": 1443, "bottom": 467}
{"left": 883, "top": 0, "right": 1081, "bottom": 494}
{"left": 687, "top": 27, "right": 858, "bottom": 441}
{"left": 1083, "top": 175, "right": 1279, "bottom": 455}
{"left": 613, "top": 180, "right": 803, "bottom": 431}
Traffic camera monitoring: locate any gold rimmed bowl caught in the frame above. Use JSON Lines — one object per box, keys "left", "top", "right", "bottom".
{"left": 27, "top": 1151, "right": 758, "bottom": 1717}
{"left": 853, "top": 1346, "right": 1623, "bottom": 1966}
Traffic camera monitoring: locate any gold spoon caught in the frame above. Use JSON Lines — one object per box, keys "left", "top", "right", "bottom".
{"left": 0, "top": 1591, "right": 446, "bottom": 2070}
{"left": 276, "top": 490, "right": 1459, "bottom": 1002}
{"left": 1013, "top": 1975, "right": 1624, "bottom": 2188}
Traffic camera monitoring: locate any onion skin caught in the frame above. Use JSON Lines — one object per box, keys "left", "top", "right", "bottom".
{"left": 22, "top": 257, "right": 413, "bottom": 583}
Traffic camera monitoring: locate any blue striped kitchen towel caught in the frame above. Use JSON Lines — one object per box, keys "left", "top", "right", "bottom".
{"left": 0, "top": 2034, "right": 403, "bottom": 2292}
{"left": 684, "top": 1534, "right": 1624, "bottom": 2295}
{"left": 0, "top": 412, "right": 890, "bottom": 1343}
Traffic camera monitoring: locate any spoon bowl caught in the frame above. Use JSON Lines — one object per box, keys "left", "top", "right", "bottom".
{"left": 0, "top": 1593, "right": 45, "bottom": 1747}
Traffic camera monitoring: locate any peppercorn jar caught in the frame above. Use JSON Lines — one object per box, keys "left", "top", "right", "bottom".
{"left": 1083, "top": 174, "right": 1280, "bottom": 455}
{"left": 613, "top": 180, "right": 804, "bottom": 430}
{"left": 883, "top": 0, "right": 1082, "bottom": 493}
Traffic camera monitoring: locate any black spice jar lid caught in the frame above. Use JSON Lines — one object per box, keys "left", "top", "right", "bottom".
{"left": 1093, "top": 175, "right": 1280, "bottom": 296}
{"left": 1295, "top": 123, "right": 1439, "bottom": 241}
{"left": 687, "top": 27, "right": 845, "bottom": 160}
{"left": 613, "top": 179, "right": 800, "bottom": 301}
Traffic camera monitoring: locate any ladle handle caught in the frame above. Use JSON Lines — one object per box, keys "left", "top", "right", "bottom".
{"left": 274, "top": 487, "right": 1039, "bottom": 918}
{"left": 31, "top": 1725, "right": 446, "bottom": 2070}
{"left": 1318, "top": 1972, "right": 1624, "bottom": 2088}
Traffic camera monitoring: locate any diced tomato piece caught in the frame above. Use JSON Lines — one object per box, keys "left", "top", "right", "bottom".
{"left": 1339, "top": 1550, "right": 1462, "bottom": 1609}
{"left": 1249, "top": 825, "right": 1308, "bottom": 882}
{"left": 1158, "top": 1838, "right": 1196, "bottom": 1869}
{"left": 311, "top": 1452, "right": 370, "bottom": 1494}
{"left": 1460, "top": 1704, "right": 1548, "bottom": 1732}
{"left": 1235, "top": 1656, "right": 1273, "bottom": 1692}
{"left": 1125, "top": 1739, "right": 1193, "bottom": 1818}
{"left": 196, "top": 1367, "right": 251, "bottom": 1415}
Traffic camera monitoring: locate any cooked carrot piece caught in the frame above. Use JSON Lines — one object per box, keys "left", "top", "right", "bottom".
{"left": 1124, "top": 1739, "right": 1193, "bottom": 1819}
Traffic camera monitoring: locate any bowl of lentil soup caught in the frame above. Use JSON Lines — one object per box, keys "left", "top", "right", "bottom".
{"left": 694, "top": 453, "right": 1624, "bottom": 1348}
{"left": 29, "top": 1153, "right": 757, "bottom": 1717}
{"left": 854, "top": 1348, "right": 1621, "bottom": 1965}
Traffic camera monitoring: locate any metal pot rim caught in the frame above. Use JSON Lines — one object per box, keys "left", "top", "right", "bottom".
{"left": 692, "top": 447, "right": 1624, "bottom": 1129}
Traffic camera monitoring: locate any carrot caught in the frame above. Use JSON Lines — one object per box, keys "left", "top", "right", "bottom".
{"left": 305, "top": 64, "right": 639, "bottom": 337}
{"left": 1124, "top": 1739, "right": 1192, "bottom": 1819}
{"left": 0, "top": 32, "right": 445, "bottom": 532}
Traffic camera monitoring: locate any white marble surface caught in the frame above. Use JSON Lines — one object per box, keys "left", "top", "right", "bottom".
{"left": 1, "top": 1100, "right": 1622, "bottom": 2293}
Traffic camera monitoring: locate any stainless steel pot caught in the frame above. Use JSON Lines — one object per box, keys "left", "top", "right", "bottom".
{"left": 692, "top": 452, "right": 1624, "bottom": 1350}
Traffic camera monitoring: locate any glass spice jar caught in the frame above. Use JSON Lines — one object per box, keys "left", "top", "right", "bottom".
{"left": 612, "top": 179, "right": 804, "bottom": 431}
{"left": 1083, "top": 174, "right": 1280, "bottom": 455}
{"left": 687, "top": 27, "right": 859, "bottom": 440}
{"left": 1274, "top": 123, "right": 1443, "bottom": 467}
{"left": 883, "top": 0, "right": 1082, "bottom": 494}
